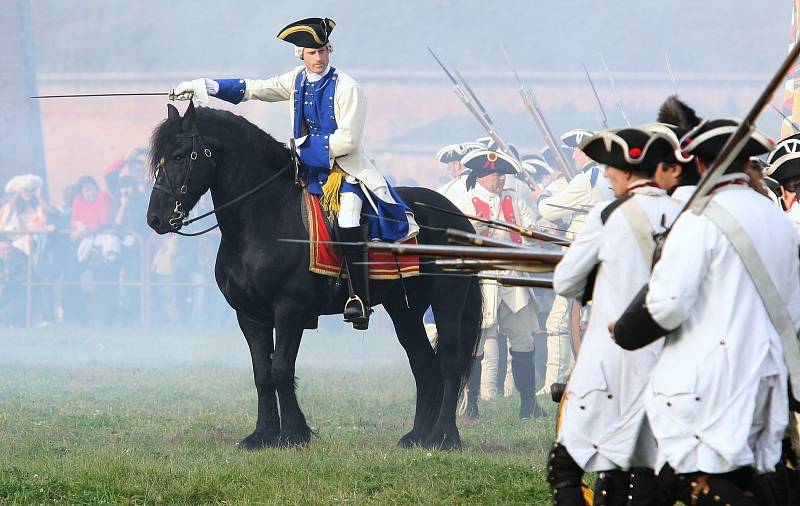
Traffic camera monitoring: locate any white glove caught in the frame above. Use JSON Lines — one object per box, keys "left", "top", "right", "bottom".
{"left": 169, "top": 81, "right": 196, "bottom": 101}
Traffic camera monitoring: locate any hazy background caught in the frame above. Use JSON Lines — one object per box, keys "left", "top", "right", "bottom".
{"left": 0, "top": 0, "right": 794, "bottom": 338}
{"left": 28, "top": 0, "right": 794, "bottom": 199}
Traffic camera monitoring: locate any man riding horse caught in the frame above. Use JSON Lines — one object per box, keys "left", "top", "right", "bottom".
{"left": 170, "top": 17, "right": 418, "bottom": 330}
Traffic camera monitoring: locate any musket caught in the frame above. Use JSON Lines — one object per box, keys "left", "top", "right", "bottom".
{"left": 30, "top": 92, "right": 168, "bottom": 99}
{"left": 664, "top": 53, "right": 678, "bottom": 95}
{"left": 771, "top": 103, "right": 800, "bottom": 133}
{"left": 366, "top": 242, "right": 563, "bottom": 265}
{"left": 544, "top": 202, "right": 590, "bottom": 214}
{"left": 427, "top": 47, "right": 541, "bottom": 192}
{"left": 683, "top": 41, "right": 800, "bottom": 215}
{"left": 417, "top": 271, "right": 554, "bottom": 289}
{"left": 600, "top": 55, "right": 631, "bottom": 127}
{"left": 435, "top": 259, "right": 556, "bottom": 274}
{"left": 502, "top": 46, "right": 577, "bottom": 180}
{"left": 478, "top": 273, "right": 553, "bottom": 289}
{"left": 446, "top": 228, "right": 528, "bottom": 249}
{"left": 582, "top": 63, "right": 609, "bottom": 130}
{"left": 414, "top": 201, "right": 573, "bottom": 246}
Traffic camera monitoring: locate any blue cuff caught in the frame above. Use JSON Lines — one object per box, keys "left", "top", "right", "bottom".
{"left": 214, "top": 79, "right": 246, "bottom": 104}
{"left": 300, "top": 134, "right": 331, "bottom": 168}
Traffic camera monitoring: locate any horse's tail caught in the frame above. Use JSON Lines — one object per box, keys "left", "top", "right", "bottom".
{"left": 459, "top": 276, "right": 483, "bottom": 390}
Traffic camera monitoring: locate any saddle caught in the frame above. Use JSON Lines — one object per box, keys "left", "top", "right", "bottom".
{"left": 300, "top": 191, "right": 419, "bottom": 280}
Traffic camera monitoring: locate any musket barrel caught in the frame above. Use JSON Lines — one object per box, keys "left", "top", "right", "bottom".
{"left": 446, "top": 228, "right": 527, "bottom": 249}
{"left": 366, "top": 242, "right": 563, "bottom": 264}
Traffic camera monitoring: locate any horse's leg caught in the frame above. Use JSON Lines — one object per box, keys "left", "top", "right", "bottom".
{"left": 383, "top": 296, "right": 441, "bottom": 448}
{"left": 237, "top": 312, "right": 280, "bottom": 450}
{"left": 424, "top": 278, "right": 476, "bottom": 451}
{"left": 272, "top": 306, "right": 312, "bottom": 447}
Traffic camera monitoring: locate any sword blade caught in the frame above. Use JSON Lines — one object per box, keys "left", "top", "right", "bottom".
{"left": 30, "top": 92, "right": 168, "bottom": 99}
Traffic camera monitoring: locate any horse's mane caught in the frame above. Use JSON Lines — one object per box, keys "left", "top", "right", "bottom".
{"left": 148, "top": 107, "right": 287, "bottom": 178}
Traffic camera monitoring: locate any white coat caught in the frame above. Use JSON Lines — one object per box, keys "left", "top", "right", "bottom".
{"left": 644, "top": 177, "right": 800, "bottom": 474}
{"left": 553, "top": 184, "right": 682, "bottom": 471}
{"left": 450, "top": 182, "right": 538, "bottom": 325}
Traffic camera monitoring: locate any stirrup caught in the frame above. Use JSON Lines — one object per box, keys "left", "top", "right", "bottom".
{"left": 343, "top": 295, "right": 372, "bottom": 329}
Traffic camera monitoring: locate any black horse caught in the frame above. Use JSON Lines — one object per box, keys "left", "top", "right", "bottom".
{"left": 146, "top": 103, "right": 481, "bottom": 450}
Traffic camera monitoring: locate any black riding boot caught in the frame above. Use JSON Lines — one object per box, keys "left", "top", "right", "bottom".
{"left": 511, "top": 350, "right": 546, "bottom": 419}
{"left": 339, "top": 225, "right": 372, "bottom": 330}
{"left": 463, "top": 355, "right": 482, "bottom": 420}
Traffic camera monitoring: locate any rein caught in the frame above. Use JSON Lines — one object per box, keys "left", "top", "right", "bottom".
{"left": 154, "top": 127, "right": 292, "bottom": 237}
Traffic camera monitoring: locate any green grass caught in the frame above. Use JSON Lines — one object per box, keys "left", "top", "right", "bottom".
{"left": 0, "top": 325, "right": 556, "bottom": 504}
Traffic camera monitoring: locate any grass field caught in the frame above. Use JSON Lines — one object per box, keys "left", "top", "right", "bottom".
{"left": 0, "top": 322, "right": 557, "bottom": 504}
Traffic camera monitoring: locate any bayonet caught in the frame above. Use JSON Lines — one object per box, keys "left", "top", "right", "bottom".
{"left": 771, "top": 103, "right": 800, "bottom": 133}
{"left": 582, "top": 63, "right": 609, "bottom": 129}
{"left": 664, "top": 53, "right": 678, "bottom": 95}
{"left": 428, "top": 47, "right": 541, "bottom": 191}
{"left": 600, "top": 55, "right": 631, "bottom": 127}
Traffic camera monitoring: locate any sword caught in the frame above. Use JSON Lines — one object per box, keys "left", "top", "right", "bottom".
{"left": 30, "top": 92, "right": 168, "bottom": 99}
{"left": 582, "top": 63, "right": 609, "bottom": 129}
{"left": 600, "top": 54, "right": 631, "bottom": 127}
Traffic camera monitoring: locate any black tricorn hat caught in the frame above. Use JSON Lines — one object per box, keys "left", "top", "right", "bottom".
{"left": 462, "top": 149, "right": 519, "bottom": 176}
{"left": 767, "top": 133, "right": 800, "bottom": 165}
{"left": 277, "top": 17, "right": 335, "bottom": 48}
{"left": 462, "top": 149, "right": 519, "bottom": 189}
{"left": 561, "top": 129, "right": 594, "bottom": 148}
{"left": 639, "top": 122, "right": 694, "bottom": 164}
{"left": 435, "top": 142, "right": 483, "bottom": 163}
{"left": 679, "top": 119, "right": 773, "bottom": 161}
{"left": 766, "top": 153, "right": 800, "bottom": 186}
{"left": 579, "top": 128, "right": 673, "bottom": 174}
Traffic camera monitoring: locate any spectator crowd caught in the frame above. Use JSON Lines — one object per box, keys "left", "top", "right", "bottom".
{"left": 0, "top": 148, "right": 230, "bottom": 327}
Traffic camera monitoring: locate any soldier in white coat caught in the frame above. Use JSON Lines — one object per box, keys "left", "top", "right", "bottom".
{"left": 434, "top": 142, "right": 483, "bottom": 203}
{"left": 448, "top": 149, "right": 545, "bottom": 420}
{"left": 537, "top": 129, "right": 614, "bottom": 397}
{"left": 170, "top": 17, "right": 418, "bottom": 330}
{"left": 766, "top": 134, "right": 800, "bottom": 238}
{"left": 612, "top": 119, "right": 791, "bottom": 504}
{"left": 547, "top": 127, "right": 682, "bottom": 504}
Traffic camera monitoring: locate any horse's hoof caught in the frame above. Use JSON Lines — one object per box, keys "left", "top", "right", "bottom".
{"left": 237, "top": 431, "right": 280, "bottom": 450}
{"left": 422, "top": 431, "right": 462, "bottom": 451}
{"left": 277, "top": 429, "right": 312, "bottom": 448}
{"left": 397, "top": 431, "right": 423, "bottom": 448}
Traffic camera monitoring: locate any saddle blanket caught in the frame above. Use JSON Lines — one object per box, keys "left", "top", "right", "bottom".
{"left": 303, "top": 192, "right": 420, "bottom": 280}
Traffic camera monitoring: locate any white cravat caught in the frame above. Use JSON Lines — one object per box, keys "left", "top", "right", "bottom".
{"left": 306, "top": 65, "right": 331, "bottom": 83}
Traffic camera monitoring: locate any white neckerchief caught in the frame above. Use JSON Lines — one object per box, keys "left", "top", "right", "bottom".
{"left": 473, "top": 182, "right": 501, "bottom": 208}
{"left": 306, "top": 65, "right": 331, "bottom": 83}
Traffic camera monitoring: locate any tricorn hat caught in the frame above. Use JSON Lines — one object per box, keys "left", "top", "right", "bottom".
{"left": 435, "top": 142, "right": 483, "bottom": 164}
{"left": 639, "top": 122, "right": 694, "bottom": 164}
{"left": 579, "top": 128, "right": 672, "bottom": 174}
{"left": 767, "top": 133, "right": 800, "bottom": 165}
{"left": 277, "top": 17, "right": 335, "bottom": 48}
{"left": 521, "top": 153, "right": 555, "bottom": 176}
{"left": 561, "top": 129, "right": 594, "bottom": 148}
{"left": 462, "top": 149, "right": 520, "bottom": 189}
{"left": 679, "top": 119, "right": 773, "bottom": 161}
{"left": 766, "top": 145, "right": 800, "bottom": 186}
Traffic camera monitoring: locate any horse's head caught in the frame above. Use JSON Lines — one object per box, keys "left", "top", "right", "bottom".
{"left": 147, "top": 102, "right": 217, "bottom": 234}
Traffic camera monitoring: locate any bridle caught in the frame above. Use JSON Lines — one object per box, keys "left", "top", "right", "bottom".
{"left": 153, "top": 127, "right": 292, "bottom": 237}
